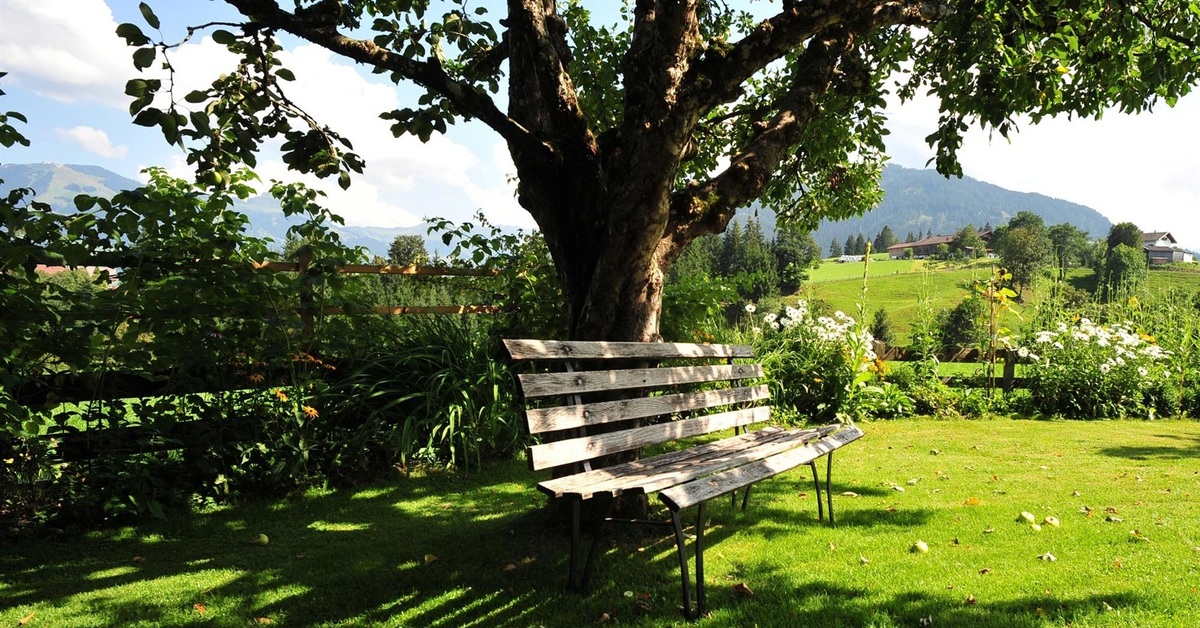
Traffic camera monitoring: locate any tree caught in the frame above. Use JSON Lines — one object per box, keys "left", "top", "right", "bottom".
{"left": 387, "top": 234, "right": 428, "bottom": 266}
{"left": 844, "top": 234, "right": 857, "bottom": 257}
{"left": 905, "top": 231, "right": 916, "bottom": 244}
{"left": 1103, "top": 243, "right": 1148, "bottom": 296}
{"left": 1047, "top": 223, "right": 1088, "bottom": 281}
{"left": 829, "top": 238, "right": 843, "bottom": 258}
{"left": 853, "top": 233, "right": 868, "bottom": 256}
{"left": 1107, "top": 222, "right": 1143, "bottom": 255}
{"left": 873, "top": 225, "right": 898, "bottom": 252}
{"left": 950, "top": 224, "right": 985, "bottom": 259}
{"left": 774, "top": 229, "right": 822, "bottom": 293}
{"left": 120, "top": 2, "right": 1200, "bottom": 343}
{"left": 992, "top": 212, "right": 1051, "bottom": 298}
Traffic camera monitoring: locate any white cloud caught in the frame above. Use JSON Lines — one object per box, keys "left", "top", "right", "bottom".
{"left": 55, "top": 125, "right": 128, "bottom": 157}
{"left": 0, "top": 0, "right": 131, "bottom": 107}
{"left": 146, "top": 39, "right": 531, "bottom": 229}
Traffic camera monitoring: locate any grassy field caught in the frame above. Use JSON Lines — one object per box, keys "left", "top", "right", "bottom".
{"left": 797, "top": 259, "right": 1018, "bottom": 343}
{"left": 797, "top": 260, "right": 1200, "bottom": 345}
{"left": 4, "top": 419, "right": 1200, "bottom": 627}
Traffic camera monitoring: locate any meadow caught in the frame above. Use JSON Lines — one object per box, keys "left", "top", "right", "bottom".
{"left": 4, "top": 419, "right": 1200, "bottom": 627}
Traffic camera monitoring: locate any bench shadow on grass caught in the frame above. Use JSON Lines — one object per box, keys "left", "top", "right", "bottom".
{"left": 2, "top": 467, "right": 939, "bottom": 626}
{"left": 1, "top": 463, "right": 569, "bottom": 627}
{"left": 1099, "top": 433, "right": 1200, "bottom": 461}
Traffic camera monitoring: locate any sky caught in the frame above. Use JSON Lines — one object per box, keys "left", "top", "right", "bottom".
{"left": 2, "top": 0, "right": 1199, "bottom": 248}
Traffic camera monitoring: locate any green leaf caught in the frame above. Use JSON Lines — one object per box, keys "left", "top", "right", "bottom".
{"left": 125, "top": 78, "right": 148, "bottom": 97}
{"left": 115, "top": 23, "right": 150, "bottom": 46}
{"left": 276, "top": 68, "right": 296, "bottom": 81}
{"left": 133, "top": 47, "right": 157, "bottom": 71}
{"left": 211, "top": 29, "right": 237, "bottom": 46}
{"left": 138, "top": 2, "right": 160, "bottom": 30}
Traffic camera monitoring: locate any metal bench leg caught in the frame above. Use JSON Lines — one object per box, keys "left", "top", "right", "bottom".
{"left": 740, "top": 484, "right": 752, "bottom": 511}
{"left": 568, "top": 497, "right": 581, "bottom": 591}
{"left": 826, "top": 452, "right": 836, "bottom": 525}
{"left": 566, "top": 496, "right": 613, "bottom": 592}
{"left": 580, "top": 499, "right": 614, "bottom": 591}
{"left": 809, "top": 461, "right": 825, "bottom": 522}
{"left": 695, "top": 501, "right": 707, "bottom": 616}
{"left": 668, "top": 501, "right": 708, "bottom": 621}
{"left": 670, "top": 507, "right": 695, "bottom": 620}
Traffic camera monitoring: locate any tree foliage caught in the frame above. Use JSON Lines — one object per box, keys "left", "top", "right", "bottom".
{"left": 993, "top": 211, "right": 1051, "bottom": 297}
{"left": 118, "top": 1, "right": 1200, "bottom": 340}
{"left": 1107, "top": 221, "right": 1144, "bottom": 254}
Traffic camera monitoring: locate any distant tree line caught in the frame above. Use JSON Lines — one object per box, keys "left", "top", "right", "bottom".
{"left": 670, "top": 217, "right": 823, "bottom": 300}
{"left": 830, "top": 225, "right": 899, "bottom": 257}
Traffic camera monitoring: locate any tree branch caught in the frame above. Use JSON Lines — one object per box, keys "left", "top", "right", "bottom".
{"left": 684, "top": 0, "right": 949, "bottom": 113}
{"left": 222, "top": 0, "right": 552, "bottom": 161}
{"left": 668, "top": 28, "right": 856, "bottom": 240}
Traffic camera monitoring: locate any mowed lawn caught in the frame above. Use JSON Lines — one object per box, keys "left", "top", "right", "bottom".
{"left": 3, "top": 419, "right": 1200, "bottom": 627}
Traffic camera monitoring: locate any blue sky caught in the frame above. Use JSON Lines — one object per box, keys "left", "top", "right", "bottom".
{"left": 3, "top": 0, "right": 1199, "bottom": 248}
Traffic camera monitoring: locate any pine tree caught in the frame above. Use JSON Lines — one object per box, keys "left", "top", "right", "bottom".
{"left": 829, "top": 238, "right": 843, "bottom": 257}
{"left": 844, "top": 234, "right": 856, "bottom": 256}
{"left": 905, "top": 230, "right": 916, "bottom": 243}
{"left": 854, "top": 233, "right": 867, "bottom": 255}
{"left": 873, "top": 225, "right": 898, "bottom": 252}
{"left": 719, "top": 220, "right": 744, "bottom": 276}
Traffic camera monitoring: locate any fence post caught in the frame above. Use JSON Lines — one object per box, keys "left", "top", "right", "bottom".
{"left": 1001, "top": 348, "right": 1017, "bottom": 391}
{"left": 298, "top": 248, "right": 314, "bottom": 349}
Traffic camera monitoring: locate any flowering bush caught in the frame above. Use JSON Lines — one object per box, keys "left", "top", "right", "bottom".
{"left": 753, "top": 301, "right": 911, "bottom": 423}
{"left": 1021, "top": 318, "right": 1176, "bottom": 418}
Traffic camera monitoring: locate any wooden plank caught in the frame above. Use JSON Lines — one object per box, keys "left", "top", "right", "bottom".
{"left": 658, "top": 426, "right": 865, "bottom": 511}
{"left": 528, "top": 406, "right": 770, "bottom": 471}
{"left": 540, "top": 424, "right": 841, "bottom": 500}
{"left": 504, "top": 339, "right": 754, "bottom": 361}
{"left": 517, "top": 363, "right": 763, "bottom": 398}
{"left": 525, "top": 385, "right": 769, "bottom": 434}
{"left": 321, "top": 305, "right": 503, "bottom": 316}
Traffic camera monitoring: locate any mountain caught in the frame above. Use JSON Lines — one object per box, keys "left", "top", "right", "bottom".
{"left": 4, "top": 162, "right": 1115, "bottom": 258}
{"left": 799, "top": 164, "right": 1113, "bottom": 248}
{"left": 0, "top": 163, "right": 441, "bottom": 258}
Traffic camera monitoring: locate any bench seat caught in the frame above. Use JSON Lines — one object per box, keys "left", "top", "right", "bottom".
{"left": 505, "top": 338, "right": 863, "bottom": 620}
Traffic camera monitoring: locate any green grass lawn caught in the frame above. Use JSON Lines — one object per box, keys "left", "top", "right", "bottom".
{"left": 4, "top": 419, "right": 1200, "bottom": 626}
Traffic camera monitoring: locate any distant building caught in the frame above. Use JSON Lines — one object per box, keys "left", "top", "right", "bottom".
{"left": 1141, "top": 232, "right": 1193, "bottom": 265}
{"left": 886, "top": 230, "right": 993, "bottom": 259}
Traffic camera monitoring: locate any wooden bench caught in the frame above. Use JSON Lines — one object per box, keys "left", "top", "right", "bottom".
{"left": 504, "top": 339, "right": 864, "bottom": 619}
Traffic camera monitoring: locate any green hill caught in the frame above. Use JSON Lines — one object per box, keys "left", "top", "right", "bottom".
{"left": 738, "top": 164, "right": 1113, "bottom": 248}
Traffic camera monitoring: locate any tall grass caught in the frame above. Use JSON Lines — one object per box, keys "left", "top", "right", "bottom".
{"left": 320, "top": 316, "right": 524, "bottom": 476}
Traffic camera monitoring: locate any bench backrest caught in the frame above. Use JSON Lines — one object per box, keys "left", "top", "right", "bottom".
{"left": 504, "top": 340, "right": 771, "bottom": 472}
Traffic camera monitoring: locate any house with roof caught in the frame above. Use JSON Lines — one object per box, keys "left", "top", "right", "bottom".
{"left": 886, "top": 229, "right": 993, "bottom": 259}
{"left": 1142, "top": 232, "right": 1193, "bottom": 265}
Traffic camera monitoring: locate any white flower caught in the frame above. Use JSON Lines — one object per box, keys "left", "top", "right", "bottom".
{"left": 1138, "top": 366, "right": 1148, "bottom": 377}
{"left": 752, "top": 326, "right": 762, "bottom": 334}
{"left": 1017, "top": 346, "right": 1030, "bottom": 358}
{"left": 1100, "top": 363, "right": 1112, "bottom": 374}
{"left": 1053, "top": 342, "right": 1064, "bottom": 350}
{"left": 1096, "top": 336, "right": 1109, "bottom": 347}
{"left": 745, "top": 303, "right": 757, "bottom": 314}
{"left": 763, "top": 313, "right": 778, "bottom": 325}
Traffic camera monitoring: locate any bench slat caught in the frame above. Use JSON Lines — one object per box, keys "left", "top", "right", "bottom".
{"left": 505, "top": 339, "right": 754, "bottom": 361}
{"left": 539, "top": 424, "right": 840, "bottom": 499}
{"left": 528, "top": 406, "right": 770, "bottom": 471}
{"left": 657, "top": 426, "right": 865, "bottom": 511}
{"left": 518, "top": 363, "right": 763, "bottom": 398}
{"left": 525, "top": 385, "right": 770, "bottom": 434}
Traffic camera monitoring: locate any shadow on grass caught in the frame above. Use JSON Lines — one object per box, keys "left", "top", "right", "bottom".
{"left": 713, "top": 579, "right": 1142, "bottom": 627}
{"left": 1098, "top": 433, "right": 1200, "bottom": 460}
{"left": 0, "top": 462, "right": 565, "bottom": 626}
